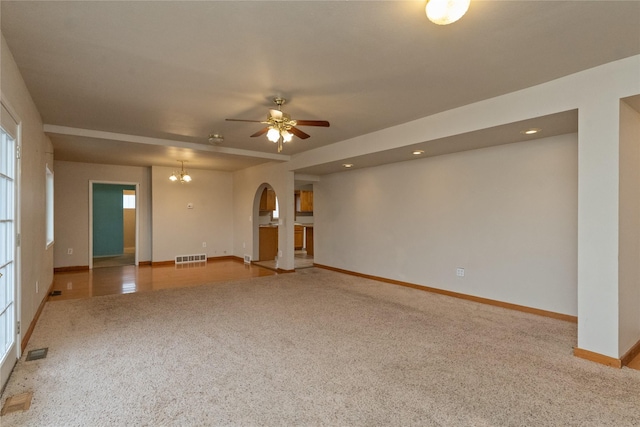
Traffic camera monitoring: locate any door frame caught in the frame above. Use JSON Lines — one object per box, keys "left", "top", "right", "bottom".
{"left": 0, "top": 96, "right": 22, "bottom": 391}
{"left": 89, "top": 180, "right": 140, "bottom": 269}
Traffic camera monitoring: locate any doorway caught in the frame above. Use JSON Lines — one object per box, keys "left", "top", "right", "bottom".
{"left": 1, "top": 103, "right": 20, "bottom": 390}
{"left": 294, "top": 182, "right": 314, "bottom": 269}
{"left": 253, "top": 184, "right": 280, "bottom": 270}
{"left": 90, "top": 182, "right": 138, "bottom": 269}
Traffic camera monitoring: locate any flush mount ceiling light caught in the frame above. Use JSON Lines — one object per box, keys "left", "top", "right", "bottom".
{"left": 169, "top": 160, "right": 192, "bottom": 183}
{"left": 412, "top": 150, "right": 425, "bottom": 155}
{"left": 208, "top": 133, "right": 224, "bottom": 144}
{"left": 521, "top": 128, "right": 542, "bottom": 135}
{"left": 342, "top": 163, "right": 354, "bottom": 168}
{"left": 426, "top": 0, "right": 471, "bottom": 25}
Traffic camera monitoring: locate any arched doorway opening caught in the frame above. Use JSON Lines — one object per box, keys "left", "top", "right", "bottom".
{"left": 252, "top": 183, "right": 280, "bottom": 271}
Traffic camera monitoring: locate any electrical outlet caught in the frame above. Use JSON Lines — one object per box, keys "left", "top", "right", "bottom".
{"left": 456, "top": 268, "right": 465, "bottom": 277}
{"left": 67, "top": 282, "right": 73, "bottom": 290}
{"left": 202, "top": 242, "right": 207, "bottom": 248}
{"left": 67, "top": 248, "right": 73, "bottom": 255}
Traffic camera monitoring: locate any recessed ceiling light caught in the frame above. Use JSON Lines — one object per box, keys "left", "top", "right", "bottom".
{"left": 412, "top": 150, "right": 425, "bottom": 155}
{"left": 521, "top": 128, "right": 541, "bottom": 135}
{"left": 342, "top": 163, "right": 354, "bottom": 168}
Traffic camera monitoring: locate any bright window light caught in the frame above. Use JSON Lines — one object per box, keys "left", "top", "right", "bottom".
{"left": 123, "top": 193, "right": 136, "bottom": 209}
{"left": 273, "top": 197, "right": 279, "bottom": 220}
{"left": 45, "top": 165, "right": 54, "bottom": 247}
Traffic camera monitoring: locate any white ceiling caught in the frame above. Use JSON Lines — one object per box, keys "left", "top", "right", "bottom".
{"left": 2, "top": 1, "right": 639, "bottom": 173}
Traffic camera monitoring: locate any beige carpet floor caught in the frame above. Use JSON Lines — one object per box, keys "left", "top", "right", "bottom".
{"left": 2, "top": 268, "right": 639, "bottom": 426}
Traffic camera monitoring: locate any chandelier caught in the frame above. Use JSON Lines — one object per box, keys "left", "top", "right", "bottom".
{"left": 169, "top": 160, "right": 192, "bottom": 183}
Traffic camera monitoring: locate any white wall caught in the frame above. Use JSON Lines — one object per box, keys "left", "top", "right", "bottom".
{"left": 1, "top": 35, "right": 54, "bottom": 337}
{"left": 282, "top": 55, "right": 639, "bottom": 358}
{"left": 314, "top": 135, "right": 578, "bottom": 315}
{"left": 618, "top": 99, "right": 640, "bottom": 356}
{"left": 151, "top": 166, "right": 234, "bottom": 262}
{"left": 53, "top": 161, "right": 151, "bottom": 267}
{"left": 233, "top": 162, "right": 294, "bottom": 270}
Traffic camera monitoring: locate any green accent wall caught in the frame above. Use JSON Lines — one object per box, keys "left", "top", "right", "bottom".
{"left": 93, "top": 184, "right": 135, "bottom": 257}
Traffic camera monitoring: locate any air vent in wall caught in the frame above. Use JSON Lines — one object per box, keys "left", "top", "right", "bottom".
{"left": 175, "top": 254, "right": 207, "bottom": 264}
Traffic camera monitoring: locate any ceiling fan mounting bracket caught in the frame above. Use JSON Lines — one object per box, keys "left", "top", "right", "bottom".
{"left": 273, "top": 97, "right": 286, "bottom": 109}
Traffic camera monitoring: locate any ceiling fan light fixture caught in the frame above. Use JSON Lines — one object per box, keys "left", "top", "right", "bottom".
{"left": 426, "top": 0, "right": 470, "bottom": 25}
{"left": 281, "top": 130, "right": 293, "bottom": 143}
{"left": 267, "top": 127, "right": 281, "bottom": 142}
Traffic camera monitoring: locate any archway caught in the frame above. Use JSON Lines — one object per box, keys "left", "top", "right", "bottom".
{"left": 251, "top": 183, "right": 280, "bottom": 270}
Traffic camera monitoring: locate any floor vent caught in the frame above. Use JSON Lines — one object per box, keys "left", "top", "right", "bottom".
{"left": 50, "top": 290, "right": 62, "bottom": 297}
{"left": 176, "top": 261, "right": 206, "bottom": 269}
{"left": 26, "top": 348, "right": 48, "bottom": 361}
{"left": 244, "top": 254, "right": 252, "bottom": 264}
{"left": 1, "top": 392, "right": 33, "bottom": 415}
{"left": 175, "top": 254, "right": 207, "bottom": 264}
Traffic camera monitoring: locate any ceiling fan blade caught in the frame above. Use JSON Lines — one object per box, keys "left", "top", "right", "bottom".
{"left": 294, "top": 120, "right": 330, "bottom": 127}
{"left": 289, "top": 126, "right": 311, "bottom": 139}
{"left": 226, "top": 118, "right": 263, "bottom": 123}
{"left": 250, "top": 127, "right": 270, "bottom": 137}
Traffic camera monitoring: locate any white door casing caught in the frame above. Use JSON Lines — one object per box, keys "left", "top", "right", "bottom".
{"left": 0, "top": 101, "right": 20, "bottom": 391}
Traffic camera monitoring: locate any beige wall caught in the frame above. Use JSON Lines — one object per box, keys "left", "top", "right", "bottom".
{"left": 618, "top": 99, "right": 640, "bottom": 355}
{"left": 233, "top": 162, "right": 295, "bottom": 269}
{"left": 314, "top": 134, "right": 578, "bottom": 316}
{"left": 151, "top": 166, "right": 234, "bottom": 262}
{"left": 53, "top": 161, "right": 151, "bottom": 267}
{"left": 1, "top": 35, "right": 54, "bottom": 336}
{"left": 123, "top": 208, "right": 136, "bottom": 250}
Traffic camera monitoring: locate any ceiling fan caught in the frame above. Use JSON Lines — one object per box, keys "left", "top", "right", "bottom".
{"left": 226, "top": 98, "right": 330, "bottom": 152}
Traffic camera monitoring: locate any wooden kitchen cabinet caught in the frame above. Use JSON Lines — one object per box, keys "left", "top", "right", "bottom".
{"left": 305, "top": 226, "right": 314, "bottom": 256}
{"left": 259, "top": 188, "right": 276, "bottom": 211}
{"left": 294, "top": 225, "right": 304, "bottom": 250}
{"left": 259, "top": 226, "right": 278, "bottom": 260}
{"left": 296, "top": 190, "right": 313, "bottom": 212}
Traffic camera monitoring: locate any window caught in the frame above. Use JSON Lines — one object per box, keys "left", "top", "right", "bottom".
{"left": 272, "top": 197, "right": 279, "bottom": 220}
{"left": 123, "top": 192, "right": 135, "bottom": 209}
{"left": 45, "top": 164, "right": 54, "bottom": 247}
